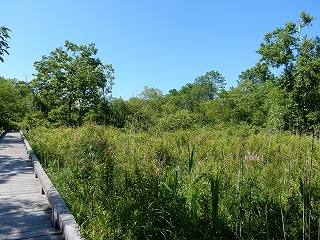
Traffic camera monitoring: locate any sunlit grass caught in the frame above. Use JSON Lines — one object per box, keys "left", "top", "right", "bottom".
{"left": 27, "top": 124, "right": 320, "bottom": 239}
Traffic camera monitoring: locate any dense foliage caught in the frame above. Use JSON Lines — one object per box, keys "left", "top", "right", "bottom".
{"left": 0, "top": 26, "right": 10, "bottom": 62}
{"left": 1, "top": 11, "right": 320, "bottom": 239}
{"left": 0, "top": 77, "right": 31, "bottom": 129}
{"left": 27, "top": 124, "right": 320, "bottom": 239}
{"left": 32, "top": 41, "right": 114, "bottom": 126}
{"left": 257, "top": 11, "right": 320, "bottom": 131}
{"left": 0, "top": 12, "right": 319, "bottom": 132}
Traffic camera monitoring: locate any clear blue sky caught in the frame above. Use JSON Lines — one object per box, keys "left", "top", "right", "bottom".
{"left": 1, "top": 1, "right": 320, "bottom": 99}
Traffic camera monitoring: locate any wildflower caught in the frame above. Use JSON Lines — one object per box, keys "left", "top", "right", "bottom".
{"left": 244, "top": 150, "right": 261, "bottom": 162}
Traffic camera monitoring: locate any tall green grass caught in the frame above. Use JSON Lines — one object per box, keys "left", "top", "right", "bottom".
{"left": 26, "top": 124, "right": 320, "bottom": 239}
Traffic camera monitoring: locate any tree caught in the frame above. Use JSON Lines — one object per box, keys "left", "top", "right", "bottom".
{"left": 107, "top": 98, "right": 130, "bottom": 127}
{"left": 164, "top": 70, "right": 226, "bottom": 112}
{"left": 227, "top": 77, "right": 275, "bottom": 126}
{"left": 139, "top": 86, "right": 163, "bottom": 101}
{"left": 193, "top": 70, "right": 226, "bottom": 101}
{"left": 257, "top": 11, "right": 320, "bottom": 131}
{"left": 125, "top": 97, "right": 155, "bottom": 132}
{"left": 0, "top": 77, "right": 31, "bottom": 129}
{"left": 32, "top": 40, "right": 114, "bottom": 126}
{"left": 138, "top": 86, "right": 164, "bottom": 116}
{"left": 0, "top": 26, "right": 10, "bottom": 62}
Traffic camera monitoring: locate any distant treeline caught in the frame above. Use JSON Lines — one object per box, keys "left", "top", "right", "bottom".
{"left": 1, "top": 11, "right": 320, "bottom": 133}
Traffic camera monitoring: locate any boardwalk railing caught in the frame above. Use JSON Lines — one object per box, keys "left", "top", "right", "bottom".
{"left": 0, "top": 130, "right": 5, "bottom": 139}
{"left": 20, "top": 130, "right": 83, "bottom": 240}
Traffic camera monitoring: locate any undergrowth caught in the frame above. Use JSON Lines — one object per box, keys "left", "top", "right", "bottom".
{"left": 26, "top": 124, "right": 320, "bottom": 239}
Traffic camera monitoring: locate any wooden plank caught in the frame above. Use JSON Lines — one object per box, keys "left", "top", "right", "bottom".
{"left": 23, "top": 233, "right": 65, "bottom": 240}
{"left": 0, "top": 183, "right": 40, "bottom": 188}
{"left": 0, "top": 131, "right": 64, "bottom": 240}
{"left": 0, "top": 190, "right": 42, "bottom": 196}
{"left": 0, "top": 211, "right": 52, "bottom": 225}
{"left": 0, "top": 186, "right": 41, "bottom": 192}
{"left": 0, "top": 227, "right": 63, "bottom": 240}
{"left": 0, "top": 192, "right": 45, "bottom": 199}
{"left": 0, "top": 205, "right": 52, "bottom": 216}
{"left": 0, "top": 183, "right": 39, "bottom": 188}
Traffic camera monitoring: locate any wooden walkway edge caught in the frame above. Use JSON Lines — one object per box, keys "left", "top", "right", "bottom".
{"left": 0, "top": 130, "right": 83, "bottom": 240}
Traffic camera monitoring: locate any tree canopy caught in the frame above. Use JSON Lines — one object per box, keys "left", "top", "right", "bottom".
{"left": 0, "top": 26, "right": 10, "bottom": 62}
{"left": 257, "top": 11, "right": 320, "bottom": 131}
{"left": 32, "top": 40, "right": 114, "bottom": 126}
{"left": 1, "top": 11, "right": 320, "bottom": 134}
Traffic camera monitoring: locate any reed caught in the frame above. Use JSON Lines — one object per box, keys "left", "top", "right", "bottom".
{"left": 26, "top": 124, "right": 320, "bottom": 239}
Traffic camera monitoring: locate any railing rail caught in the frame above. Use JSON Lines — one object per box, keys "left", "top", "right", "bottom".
{"left": 0, "top": 130, "right": 6, "bottom": 140}
{"left": 20, "top": 130, "right": 83, "bottom": 240}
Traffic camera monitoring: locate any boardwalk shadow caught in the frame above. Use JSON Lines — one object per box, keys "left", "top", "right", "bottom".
{"left": 0, "top": 155, "right": 34, "bottom": 184}
{"left": 0, "top": 199, "right": 63, "bottom": 239}
{"left": 0, "top": 131, "right": 32, "bottom": 184}
{"left": 0, "top": 130, "right": 24, "bottom": 144}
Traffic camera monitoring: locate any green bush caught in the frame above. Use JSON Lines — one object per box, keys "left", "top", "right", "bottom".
{"left": 156, "top": 110, "right": 201, "bottom": 132}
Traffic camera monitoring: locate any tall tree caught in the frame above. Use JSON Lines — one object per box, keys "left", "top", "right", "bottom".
{"left": 257, "top": 11, "right": 320, "bottom": 130}
{"left": 32, "top": 41, "right": 114, "bottom": 126}
{"left": 0, "top": 26, "right": 10, "bottom": 62}
{"left": 193, "top": 70, "right": 226, "bottom": 102}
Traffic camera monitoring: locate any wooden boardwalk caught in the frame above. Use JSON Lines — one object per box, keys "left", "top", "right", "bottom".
{"left": 0, "top": 131, "right": 64, "bottom": 240}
